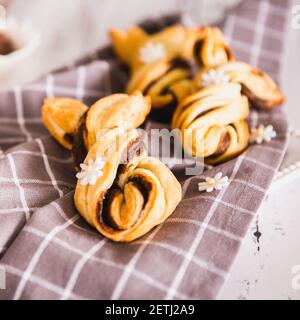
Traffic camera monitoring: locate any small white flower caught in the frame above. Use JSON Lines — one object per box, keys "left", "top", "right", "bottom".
{"left": 76, "top": 156, "right": 105, "bottom": 186}
{"left": 250, "top": 124, "right": 276, "bottom": 144}
{"left": 139, "top": 42, "right": 166, "bottom": 64}
{"left": 201, "top": 69, "right": 229, "bottom": 87}
{"left": 0, "top": 148, "right": 4, "bottom": 159}
{"left": 198, "top": 172, "right": 229, "bottom": 193}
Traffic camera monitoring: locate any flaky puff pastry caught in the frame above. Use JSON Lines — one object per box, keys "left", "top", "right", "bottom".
{"left": 127, "top": 58, "right": 193, "bottom": 122}
{"left": 193, "top": 27, "right": 234, "bottom": 68}
{"left": 172, "top": 83, "right": 249, "bottom": 164}
{"left": 110, "top": 25, "right": 199, "bottom": 72}
{"left": 42, "top": 98, "right": 88, "bottom": 150}
{"left": 42, "top": 92, "right": 151, "bottom": 170}
{"left": 194, "top": 62, "right": 285, "bottom": 109}
{"left": 74, "top": 127, "right": 182, "bottom": 242}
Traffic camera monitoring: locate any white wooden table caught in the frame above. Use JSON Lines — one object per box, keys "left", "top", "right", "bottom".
{"left": 2, "top": 0, "right": 300, "bottom": 300}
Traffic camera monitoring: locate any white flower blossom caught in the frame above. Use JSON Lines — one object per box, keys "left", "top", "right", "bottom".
{"left": 76, "top": 156, "right": 105, "bottom": 186}
{"left": 250, "top": 124, "right": 276, "bottom": 144}
{"left": 198, "top": 172, "right": 229, "bottom": 193}
{"left": 201, "top": 69, "right": 229, "bottom": 87}
{"left": 139, "top": 42, "right": 166, "bottom": 64}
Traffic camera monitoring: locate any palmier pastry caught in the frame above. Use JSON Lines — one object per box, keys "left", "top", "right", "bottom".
{"left": 194, "top": 62, "right": 285, "bottom": 109}
{"left": 74, "top": 127, "right": 182, "bottom": 242}
{"left": 193, "top": 27, "right": 234, "bottom": 68}
{"left": 42, "top": 98, "right": 88, "bottom": 150}
{"left": 172, "top": 83, "right": 249, "bottom": 164}
{"left": 42, "top": 92, "right": 182, "bottom": 242}
{"left": 127, "top": 58, "right": 194, "bottom": 122}
{"left": 42, "top": 92, "right": 151, "bottom": 169}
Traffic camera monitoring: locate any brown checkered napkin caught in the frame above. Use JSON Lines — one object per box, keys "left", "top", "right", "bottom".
{"left": 0, "top": 0, "right": 290, "bottom": 300}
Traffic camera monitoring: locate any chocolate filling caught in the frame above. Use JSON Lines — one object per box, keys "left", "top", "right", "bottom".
{"left": 98, "top": 175, "right": 152, "bottom": 231}
{"left": 206, "top": 131, "right": 231, "bottom": 160}
{"left": 241, "top": 84, "right": 269, "bottom": 109}
{"left": 72, "top": 112, "right": 88, "bottom": 172}
{"left": 193, "top": 39, "right": 204, "bottom": 66}
{"left": 96, "top": 136, "right": 147, "bottom": 231}
{"left": 64, "top": 133, "right": 74, "bottom": 145}
{"left": 143, "top": 58, "right": 192, "bottom": 123}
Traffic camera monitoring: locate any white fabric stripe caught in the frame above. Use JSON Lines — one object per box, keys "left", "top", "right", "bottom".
{"left": 230, "top": 38, "right": 281, "bottom": 62}
{"left": 7, "top": 154, "right": 31, "bottom": 221}
{"left": 46, "top": 74, "right": 54, "bottom": 98}
{"left": 99, "top": 61, "right": 111, "bottom": 94}
{"left": 0, "top": 207, "right": 39, "bottom": 214}
{"left": 232, "top": 178, "right": 266, "bottom": 193}
{"left": 60, "top": 239, "right": 106, "bottom": 300}
{"left": 0, "top": 177, "right": 73, "bottom": 189}
{"left": 13, "top": 208, "right": 79, "bottom": 300}
{"left": 167, "top": 218, "right": 243, "bottom": 242}
{"left": 0, "top": 118, "right": 42, "bottom": 124}
{"left": 24, "top": 226, "right": 189, "bottom": 299}
{"left": 244, "top": 156, "right": 276, "bottom": 171}
{"left": 181, "top": 194, "right": 255, "bottom": 215}
{"left": 223, "top": 14, "right": 236, "bottom": 45}
{"left": 250, "top": 0, "right": 270, "bottom": 67}
{"left": 9, "top": 150, "right": 73, "bottom": 164}
{"left": 134, "top": 240, "right": 227, "bottom": 278}
{"left": 23, "top": 84, "right": 102, "bottom": 98}
{"left": 4, "top": 265, "right": 85, "bottom": 300}
{"left": 75, "top": 66, "right": 86, "bottom": 101}
{"left": 248, "top": 144, "right": 282, "bottom": 154}
{"left": 14, "top": 86, "right": 32, "bottom": 142}
{"left": 249, "top": 110, "right": 258, "bottom": 127}
{"left": 111, "top": 224, "right": 163, "bottom": 300}
{"left": 165, "top": 155, "right": 244, "bottom": 299}
{"left": 235, "top": 16, "right": 282, "bottom": 39}
{"left": 36, "top": 139, "right": 64, "bottom": 198}
{"left": 0, "top": 137, "right": 26, "bottom": 143}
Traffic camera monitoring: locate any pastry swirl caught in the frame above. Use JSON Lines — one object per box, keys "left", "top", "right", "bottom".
{"left": 42, "top": 92, "right": 151, "bottom": 170}
{"left": 42, "top": 98, "right": 88, "bottom": 150}
{"left": 74, "top": 128, "right": 182, "bottom": 242}
{"left": 110, "top": 25, "right": 199, "bottom": 72}
{"left": 42, "top": 92, "right": 182, "bottom": 242}
{"left": 194, "top": 62, "right": 285, "bottom": 109}
{"left": 127, "top": 58, "right": 193, "bottom": 122}
{"left": 172, "top": 83, "right": 249, "bottom": 164}
{"left": 193, "top": 27, "right": 234, "bottom": 68}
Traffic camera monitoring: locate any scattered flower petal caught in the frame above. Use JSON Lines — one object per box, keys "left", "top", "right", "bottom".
{"left": 201, "top": 69, "right": 229, "bottom": 87}
{"left": 250, "top": 124, "right": 276, "bottom": 144}
{"left": 198, "top": 172, "right": 229, "bottom": 193}
{"left": 140, "top": 42, "right": 166, "bottom": 64}
{"left": 76, "top": 156, "right": 105, "bottom": 186}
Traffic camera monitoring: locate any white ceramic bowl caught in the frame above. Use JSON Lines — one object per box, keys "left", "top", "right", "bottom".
{"left": 0, "top": 18, "right": 40, "bottom": 77}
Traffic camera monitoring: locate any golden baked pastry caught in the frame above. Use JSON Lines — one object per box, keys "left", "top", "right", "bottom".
{"left": 193, "top": 27, "right": 234, "bottom": 68}
{"left": 72, "top": 92, "right": 151, "bottom": 171}
{"left": 194, "top": 62, "right": 285, "bottom": 109}
{"left": 42, "top": 98, "right": 88, "bottom": 150}
{"left": 42, "top": 92, "right": 151, "bottom": 168}
{"left": 110, "top": 24, "right": 199, "bottom": 72}
{"left": 74, "top": 127, "right": 182, "bottom": 242}
{"left": 127, "top": 58, "right": 193, "bottom": 122}
{"left": 42, "top": 92, "right": 182, "bottom": 242}
{"left": 172, "top": 83, "right": 249, "bottom": 164}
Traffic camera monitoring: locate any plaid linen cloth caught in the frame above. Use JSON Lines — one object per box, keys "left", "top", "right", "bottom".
{"left": 0, "top": 0, "right": 290, "bottom": 299}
